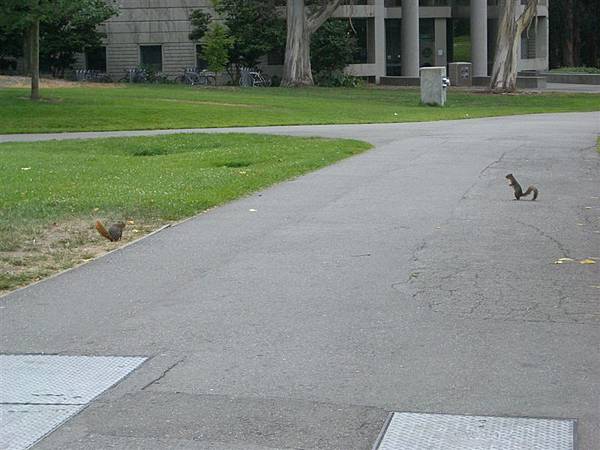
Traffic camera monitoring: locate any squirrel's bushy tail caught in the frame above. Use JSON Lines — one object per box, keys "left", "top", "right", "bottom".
{"left": 523, "top": 186, "right": 538, "bottom": 200}
{"left": 95, "top": 220, "right": 113, "bottom": 241}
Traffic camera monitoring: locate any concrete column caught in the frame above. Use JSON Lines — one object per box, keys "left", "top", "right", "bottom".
{"left": 537, "top": 17, "right": 549, "bottom": 70}
{"left": 374, "top": 0, "right": 386, "bottom": 82}
{"left": 470, "top": 0, "right": 488, "bottom": 76}
{"left": 401, "top": 0, "right": 420, "bottom": 77}
{"left": 434, "top": 18, "right": 447, "bottom": 67}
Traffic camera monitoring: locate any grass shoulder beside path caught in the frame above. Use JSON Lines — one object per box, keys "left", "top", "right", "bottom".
{"left": 1, "top": 84, "right": 599, "bottom": 134}
{"left": 0, "top": 133, "right": 371, "bottom": 294}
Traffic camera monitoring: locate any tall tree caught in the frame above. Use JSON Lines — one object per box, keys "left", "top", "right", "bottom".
{"left": 281, "top": 0, "right": 344, "bottom": 87}
{"left": 189, "top": 9, "right": 211, "bottom": 43}
{"left": 579, "top": 0, "right": 600, "bottom": 68}
{"left": 0, "top": 0, "right": 117, "bottom": 100}
{"left": 40, "top": 0, "right": 116, "bottom": 77}
{"left": 215, "top": 0, "right": 285, "bottom": 69}
{"left": 311, "top": 19, "right": 357, "bottom": 85}
{"left": 549, "top": 0, "right": 599, "bottom": 68}
{"left": 0, "top": 27, "right": 23, "bottom": 72}
{"left": 189, "top": 0, "right": 285, "bottom": 81}
{"left": 561, "top": 0, "right": 576, "bottom": 66}
{"left": 201, "top": 22, "right": 234, "bottom": 75}
{"left": 489, "top": 0, "right": 539, "bottom": 92}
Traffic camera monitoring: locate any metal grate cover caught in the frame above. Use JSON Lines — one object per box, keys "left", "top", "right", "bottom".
{"left": 0, "top": 354, "right": 146, "bottom": 404}
{"left": 376, "top": 412, "right": 575, "bottom": 450}
{"left": 0, "top": 405, "right": 83, "bottom": 450}
{"left": 0, "top": 354, "right": 146, "bottom": 450}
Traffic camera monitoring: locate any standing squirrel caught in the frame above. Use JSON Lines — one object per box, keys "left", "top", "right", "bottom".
{"left": 506, "top": 174, "right": 538, "bottom": 200}
{"left": 95, "top": 220, "right": 126, "bottom": 242}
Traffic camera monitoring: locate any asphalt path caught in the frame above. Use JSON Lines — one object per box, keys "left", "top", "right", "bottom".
{"left": 1, "top": 112, "right": 599, "bottom": 449}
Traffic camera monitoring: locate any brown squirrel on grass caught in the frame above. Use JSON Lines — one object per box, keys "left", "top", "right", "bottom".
{"left": 95, "top": 220, "right": 126, "bottom": 242}
{"left": 506, "top": 174, "right": 538, "bottom": 200}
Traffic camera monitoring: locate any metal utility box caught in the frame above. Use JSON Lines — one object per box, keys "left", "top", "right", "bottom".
{"left": 420, "top": 66, "right": 448, "bottom": 106}
{"left": 448, "top": 62, "right": 472, "bottom": 87}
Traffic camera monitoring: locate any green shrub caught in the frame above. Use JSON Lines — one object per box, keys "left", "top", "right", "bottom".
{"left": 313, "top": 70, "right": 364, "bottom": 88}
{"left": 201, "top": 23, "right": 234, "bottom": 74}
{"left": 311, "top": 20, "right": 358, "bottom": 86}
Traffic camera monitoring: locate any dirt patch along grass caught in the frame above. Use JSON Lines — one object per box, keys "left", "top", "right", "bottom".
{"left": 0, "top": 83, "right": 599, "bottom": 134}
{"left": 0, "top": 132, "right": 371, "bottom": 294}
{"left": 0, "top": 218, "right": 158, "bottom": 292}
{"left": 0, "top": 74, "right": 121, "bottom": 89}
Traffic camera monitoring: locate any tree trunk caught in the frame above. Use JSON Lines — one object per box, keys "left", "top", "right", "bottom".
{"left": 571, "top": 11, "right": 580, "bottom": 67}
{"left": 30, "top": 20, "right": 41, "bottom": 100}
{"left": 489, "top": 0, "right": 538, "bottom": 92}
{"left": 561, "top": 0, "right": 575, "bottom": 66}
{"left": 281, "top": 0, "right": 343, "bottom": 87}
{"left": 282, "top": 0, "right": 313, "bottom": 86}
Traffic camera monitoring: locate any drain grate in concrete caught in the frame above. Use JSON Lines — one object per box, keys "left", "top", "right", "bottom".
{"left": 375, "top": 412, "right": 575, "bottom": 450}
{"left": 0, "top": 354, "right": 146, "bottom": 450}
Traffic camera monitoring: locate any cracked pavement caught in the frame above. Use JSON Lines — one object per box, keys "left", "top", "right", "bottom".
{"left": 1, "top": 112, "right": 599, "bottom": 449}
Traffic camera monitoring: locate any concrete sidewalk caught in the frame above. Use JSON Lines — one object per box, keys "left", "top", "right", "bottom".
{"left": 544, "top": 82, "right": 600, "bottom": 94}
{"left": 1, "top": 113, "right": 599, "bottom": 449}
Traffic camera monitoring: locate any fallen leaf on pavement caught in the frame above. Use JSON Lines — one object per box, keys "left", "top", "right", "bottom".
{"left": 554, "top": 257, "right": 574, "bottom": 264}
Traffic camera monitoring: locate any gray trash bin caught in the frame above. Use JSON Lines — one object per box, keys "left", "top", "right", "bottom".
{"left": 448, "top": 62, "right": 472, "bottom": 87}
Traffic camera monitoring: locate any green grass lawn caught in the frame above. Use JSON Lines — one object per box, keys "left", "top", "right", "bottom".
{"left": 1, "top": 84, "right": 599, "bottom": 134}
{"left": 0, "top": 133, "right": 370, "bottom": 293}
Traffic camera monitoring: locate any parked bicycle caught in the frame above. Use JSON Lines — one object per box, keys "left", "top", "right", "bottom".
{"left": 119, "top": 67, "right": 170, "bottom": 84}
{"left": 119, "top": 67, "right": 148, "bottom": 83}
{"left": 239, "top": 67, "right": 271, "bottom": 87}
{"left": 175, "top": 67, "right": 216, "bottom": 86}
{"left": 75, "top": 69, "right": 112, "bottom": 83}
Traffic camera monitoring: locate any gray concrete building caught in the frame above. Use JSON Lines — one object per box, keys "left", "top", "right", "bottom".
{"left": 87, "top": 0, "right": 549, "bottom": 83}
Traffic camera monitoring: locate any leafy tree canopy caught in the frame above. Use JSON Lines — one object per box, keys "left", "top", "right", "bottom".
{"left": 0, "top": 0, "right": 115, "bottom": 29}
{"left": 311, "top": 19, "right": 357, "bottom": 74}
{"left": 189, "top": 9, "right": 211, "bottom": 43}
{"left": 190, "top": 0, "right": 285, "bottom": 69}
{"left": 0, "top": 0, "right": 118, "bottom": 75}
{"left": 215, "top": 0, "right": 286, "bottom": 67}
{"left": 201, "top": 22, "right": 234, "bottom": 73}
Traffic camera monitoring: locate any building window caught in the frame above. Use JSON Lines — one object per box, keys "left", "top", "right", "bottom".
{"left": 419, "top": 0, "right": 449, "bottom": 5}
{"left": 140, "top": 45, "right": 163, "bottom": 71}
{"left": 449, "top": 18, "right": 471, "bottom": 62}
{"left": 351, "top": 19, "right": 368, "bottom": 64}
{"left": 521, "top": 30, "right": 536, "bottom": 59}
{"left": 385, "top": 19, "right": 402, "bottom": 76}
{"left": 419, "top": 19, "right": 435, "bottom": 67}
{"left": 86, "top": 46, "right": 106, "bottom": 72}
